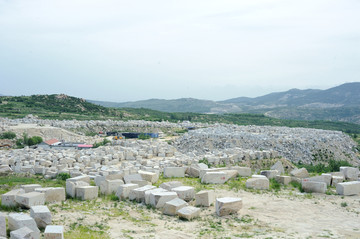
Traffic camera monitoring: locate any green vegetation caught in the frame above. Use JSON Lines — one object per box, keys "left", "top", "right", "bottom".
{"left": 1, "top": 95, "right": 360, "bottom": 134}
{"left": 56, "top": 172, "right": 71, "bottom": 181}
{"left": 341, "top": 202, "right": 348, "bottom": 207}
{"left": 0, "top": 131, "right": 16, "bottom": 139}
{"left": 93, "top": 138, "right": 111, "bottom": 148}
{"left": 138, "top": 133, "right": 151, "bottom": 140}
{"left": 296, "top": 159, "right": 353, "bottom": 174}
{"left": 15, "top": 133, "right": 43, "bottom": 148}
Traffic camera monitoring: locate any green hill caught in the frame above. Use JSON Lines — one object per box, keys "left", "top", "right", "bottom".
{"left": 1, "top": 94, "right": 359, "bottom": 134}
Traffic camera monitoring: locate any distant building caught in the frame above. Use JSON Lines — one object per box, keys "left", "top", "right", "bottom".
{"left": 37, "top": 139, "right": 61, "bottom": 149}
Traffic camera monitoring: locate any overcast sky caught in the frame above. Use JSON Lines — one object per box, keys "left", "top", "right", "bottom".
{"left": 0, "top": 0, "right": 359, "bottom": 102}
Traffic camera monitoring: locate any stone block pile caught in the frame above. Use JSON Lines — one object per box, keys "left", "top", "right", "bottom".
{"left": 2, "top": 206, "right": 63, "bottom": 239}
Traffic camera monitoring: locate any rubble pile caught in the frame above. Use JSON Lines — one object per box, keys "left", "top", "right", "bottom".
{"left": 175, "top": 124, "right": 359, "bottom": 164}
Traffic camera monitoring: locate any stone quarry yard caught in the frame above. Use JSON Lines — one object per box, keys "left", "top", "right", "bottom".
{"left": 1, "top": 119, "right": 360, "bottom": 239}
{"left": 1, "top": 174, "right": 360, "bottom": 239}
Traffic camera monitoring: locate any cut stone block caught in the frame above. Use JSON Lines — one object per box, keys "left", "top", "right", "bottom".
{"left": 223, "top": 170, "right": 238, "bottom": 179}
{"left": 260, "top": 170, "right": 280, "bottom": 179}
{"left": 35, "top": 187, "right": 65, "bottom": 203}
{"left": 10, "top": 226, "right": 39, "bottom": 239}
{"left": 307, "top": 175, "right": 331, "bottom": 187}
{"left": 160, "top": 181, "right": 183, "bottom": 191}
{"left": 275, "top": 175, "right": 291, "bottom": 185}
{"left": 246, "top": 178, "right": 269, "bottom": 190}
{"left": 301, "top": 180, "right": 326, "bottom": 194}
{"left": 139, "top": 170, "right": 159, "bottom": 183}
{"left": 75, "top": 186, "right": 99, "bottom": 200}
{"left": 189, "top": 163, "right": 208, "bottom": 178}
{"left": 201, "top": 172, "right": 228, "bottom": 184}
{"left": 124, "top": 174, "right": 142, "bottom": 184}
{"left": 1, "top": 188, "right": 25, "bottom": 207}
{"left": 331, "top": 176, "right": 344, "bottom": 187}
{"left": 116, "top": 184, "right": 140, "bottom": 200}
{"left": 21, "top": 184, "right": 42, "bottom": 193}
{"left": 94, "top": 175, "right": 106, "bottom": 187}
{"left": 44, "top": 225, "right": 64, "bottom": 239}
{"left": 145, "top": 188, "right": 167, "bottom": 205}
{"left": 216, "top": 197, "right": 243, "bottom": 216}
{"left": 100, "top": 179, "right": 124, "bottom": 195}
{"left": 0, "top": 214, "right": 5, "bottom": 238}
{"left": 199, "top": 168, "right": 224, "bottom": 179}
{"left": 321, "top": 174, "right": 332, "bottom": 187}
{"left": 231, "top": 166, "right": 251, "bottom": 177}
{"left": 163, "top": 167, "right": 185, "bottom": 178}
{"left": 66, "top": 175, "right": 90, "bottom": 184}
{"left": 340, "top": 167, "right": 359, "bottom": 181}
{"left": 149, "top": 191, "right": 178, "bottom": 208}
{"left": 251, "top": 175, "right": 267, "bottom": 178}
{"left": 8, "top": 213, "right": 40, "bottom": 234}
{"left": 271, "top": 161, "right": 284, "bottom": 174}
{"left": 195, "top": 190, "right": 215, "bottom": 207}
{"left": 131, "top": 180, "right": 151, "bottom": 187}
{"left": 129, "top": 185, "right": 156, "bottom": 202}
{"left": 66, "top": 181, "right": 89, "bottom": 198}
{"left": 177, "top": 206, "right": 200, "bottom": 220}
{"left": 163, "top": 198, "right": 187, "bottom": 216}
{"left": 30, "top": 205, "right": 51, "bottom": 229}
{"left": 15, "top": 192, "right": 45, "bottom": 209}
{"left": 336, "top": 181, "right": 360, "bottom": 196}
{"left": 290, "top": 168, "right": 309, "bottom": 178}
{"left": 171, "top": 186, "right": 195, "bottom": 202}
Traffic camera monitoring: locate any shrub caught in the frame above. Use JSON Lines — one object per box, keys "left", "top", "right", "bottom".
{"left": 57, "top": 173, "right": 71, "bottom": 181}
{"left": 0, "top": 131, "right": 16, "bottom": 139}
{"left": 27, "top": 136, "right": 43, "bottom": 146}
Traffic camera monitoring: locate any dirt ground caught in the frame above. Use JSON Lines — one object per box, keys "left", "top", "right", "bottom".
{"left": 49, "top": 186, "right": 360, "bottom": 239}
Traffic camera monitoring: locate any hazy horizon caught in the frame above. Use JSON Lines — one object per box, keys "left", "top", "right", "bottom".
{"left": 1, "top": 0, "right": 359, "bottom": 102}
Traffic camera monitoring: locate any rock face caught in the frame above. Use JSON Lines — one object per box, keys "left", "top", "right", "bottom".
{"left": 216, "top": 197, "right": 243, "bottom": 216}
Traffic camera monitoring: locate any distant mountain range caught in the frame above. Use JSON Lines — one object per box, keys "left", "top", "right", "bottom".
{"left": 89, "top": 82, "right": 360, "bottom": 124}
